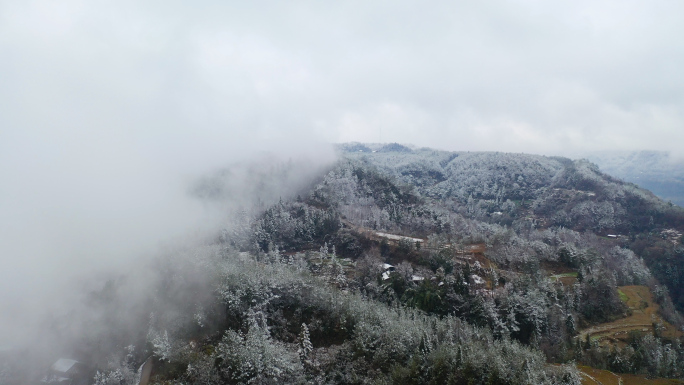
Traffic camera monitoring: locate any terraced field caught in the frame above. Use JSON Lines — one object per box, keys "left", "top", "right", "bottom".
{"left": 579, "top": 286, "right": 682, "bottom": 346}
{"left": 579, "top": 365, "right": 684, "bottom": 385}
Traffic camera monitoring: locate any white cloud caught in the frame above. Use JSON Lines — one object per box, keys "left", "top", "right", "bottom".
{"left": 5, "top": 0, "right": 682, "bottom": 156}
{"left": 2, "top": 0, "right": 684, "bottom": 345}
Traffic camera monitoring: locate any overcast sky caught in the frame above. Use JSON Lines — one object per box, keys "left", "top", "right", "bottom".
{"left": 2, "top": 0, "right": 684, "bottom": 158}
{"left": 1, "top": 0, "right": 684, "bottom": 344}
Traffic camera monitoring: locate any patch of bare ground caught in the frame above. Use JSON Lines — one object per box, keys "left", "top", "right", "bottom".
{"left": 579, "top": 365, "right": 684, "bottom": 385}
{"left": 579, "top": 286, "right": 683, "bottom": 347}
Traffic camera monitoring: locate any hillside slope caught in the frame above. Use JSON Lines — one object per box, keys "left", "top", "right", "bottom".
{"left": 339, "top": 144, "right": 684, "bottom": 312}
{"left": 8, "top": 144, "right": 684, "bottom": 385}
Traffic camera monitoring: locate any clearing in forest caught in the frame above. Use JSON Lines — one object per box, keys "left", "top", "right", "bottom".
{"left": 542, "top": 261, "right": 578, "bottom": 285}
{"left": 579, "top": 285, "right": 682, "bottom": 346}
{"left": 550, "top": 271, "right": 578, "bottom": 286}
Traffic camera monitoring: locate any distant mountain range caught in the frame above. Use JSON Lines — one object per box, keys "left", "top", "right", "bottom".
{"left": 580, "top": 151, "right": 684, "bottom": 207}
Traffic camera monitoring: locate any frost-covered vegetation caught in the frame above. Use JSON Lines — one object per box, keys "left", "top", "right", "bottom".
{"left": 7, "top": 144, "right": 684, "bottom": 384}
{"left": 338, "top": 144, "right": 684, "bottom": 312}
{"left": 103, "top": 247, "right": 581, "bottom": 384}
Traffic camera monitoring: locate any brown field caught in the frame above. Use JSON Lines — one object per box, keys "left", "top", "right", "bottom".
{"left": 550, "top": 272, "right": 578, "bottom": 286}
{"left": 579, "top": 286, "right": 682, "bottom": 346}
{"left": 469, "top": 246, "right": 495, "bottom": 269}
{"left": 447, "top": 243, "right": 496, "bottom": 270}
{"left": 579, "top": 365, "right": 684, "bottom": 385}
{"left": 557, "top": 276, "right": 578, "bottom": 285}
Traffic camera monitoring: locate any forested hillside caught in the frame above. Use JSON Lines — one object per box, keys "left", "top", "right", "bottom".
{"left": 6, "top": 144, "right": 684, "bottom": 385}
{"left": 337, "top": 145, "right": 684, "bottom": 312}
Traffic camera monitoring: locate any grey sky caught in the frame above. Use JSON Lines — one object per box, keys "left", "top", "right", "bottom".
{"left": 1, "top": 0, "right": 684, "bottom": 345}
{"left": 2, "top": 0, "right": 683, "bottom": 157}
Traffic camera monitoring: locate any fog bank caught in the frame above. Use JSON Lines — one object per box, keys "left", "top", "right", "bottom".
{"left": 0, "top": 136, "right": 335, "bottom": 351}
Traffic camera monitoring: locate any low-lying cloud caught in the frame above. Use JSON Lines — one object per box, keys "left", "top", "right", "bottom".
{"left": 0, "top": 129, "right": 335, "bottom": 351}
{"left": 1, "top": 0, "right": 683, "bottom": 366}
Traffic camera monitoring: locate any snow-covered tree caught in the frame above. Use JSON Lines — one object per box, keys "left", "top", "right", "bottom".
{"left": 297, "top": 323, "right": 314, "bottom": 368}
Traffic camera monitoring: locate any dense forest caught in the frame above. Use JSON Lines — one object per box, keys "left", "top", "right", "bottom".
{"left": 5, "top": 144, "right": 684, "bottom": 385}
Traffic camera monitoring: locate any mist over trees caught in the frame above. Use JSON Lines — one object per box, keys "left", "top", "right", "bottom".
{"left": 4, "top": 144, "right": 684, "bottom": 384}
{"left": 583, "top": 151, "right": 684, "bottom": 207}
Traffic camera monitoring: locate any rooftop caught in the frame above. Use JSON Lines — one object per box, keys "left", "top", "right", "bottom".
{"left": 51, "top": 358, "right": 79, "bottom": 373}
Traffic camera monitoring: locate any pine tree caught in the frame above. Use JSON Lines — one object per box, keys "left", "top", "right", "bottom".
{"left": 298, "top": 323, "right": 314, "bottom": 367}
{"left": 565, "top": 314, "right": 576, "bottom": 337}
